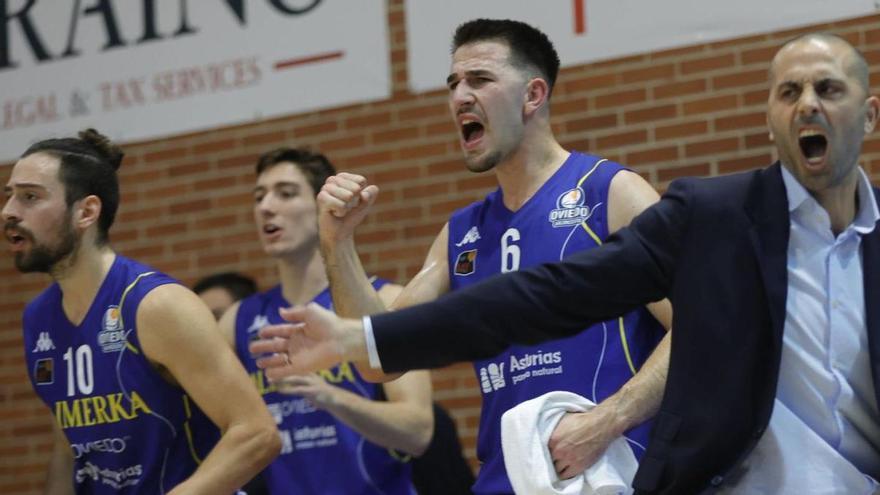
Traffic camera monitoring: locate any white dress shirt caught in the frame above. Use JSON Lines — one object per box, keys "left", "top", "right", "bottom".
{"left": 723, "top": 166, "right": 880, "bottom": 494}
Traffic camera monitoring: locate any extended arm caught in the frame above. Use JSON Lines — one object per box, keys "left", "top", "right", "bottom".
{"left": 276, "top": 284, "right": 434, "bottom": 455}
{"left": 370, "top": 179, "right": 691, "bottom": 372}
{"left": 137, "top": 285, "right": 280, "bottom": 494}
{"left": 43, "top": 422, "right": 75, "bottom": 495}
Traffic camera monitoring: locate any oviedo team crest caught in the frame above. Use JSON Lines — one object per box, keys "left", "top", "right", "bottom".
{"left": 454, "top": 249, "right": 477, "bottom": 276}
{"left": 548, "top": 187, "right": 597, "bottom": 228}
{"left": 98, "top": 306, "right": 126, "bottom": 353}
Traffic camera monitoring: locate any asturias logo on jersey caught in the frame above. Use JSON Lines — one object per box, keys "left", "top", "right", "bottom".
{"left": 98, "top": 306, "right": 126, "bottom": 353}
{"left": 479, "top": 350, "right": 565, "bottom": 394}
{"left": 549, "top": 187, "right": 598, "bottom": 228}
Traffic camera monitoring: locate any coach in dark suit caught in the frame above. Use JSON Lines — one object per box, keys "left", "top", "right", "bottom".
{"left": 255, "top": 34, "right": 880, "bottom": 493}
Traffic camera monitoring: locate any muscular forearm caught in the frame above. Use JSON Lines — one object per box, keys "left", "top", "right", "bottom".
{"left": 320, "top": 388, "right": 433, "bottom": 456}
{"left": 596, "top": 331, "right": 670, "bottom": 435}
{"left": 321, "top": 238, "right": 388, "bottom": 318}
{"left": 169, "top": 421, "right": 280, "bottom": 494}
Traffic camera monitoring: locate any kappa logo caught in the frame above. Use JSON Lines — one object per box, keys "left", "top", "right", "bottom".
{"left": 248, "top": 315, "right": 270, "bottom": 333}
{"left": 98, "top": 306, "right": 126, "bottom": 353}
{"left": 32, "top": 332, "right": 55, "bottom": 353}
{"left": 479, "top": 362, "right": 506, "bottom": 393}
{"left": 455, "top": 226, "right": 481, "bottom": 247}
{"left": 454, "top": 249, "right": 477, "bottom": 276}
{"left": 548, "top": 187, "right": 599, "bottom": 228}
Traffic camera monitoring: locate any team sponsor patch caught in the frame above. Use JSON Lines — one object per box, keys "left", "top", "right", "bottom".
{"left": 98, "top": 306, "right": 126, "bottom": 353}
{"left": 454, "top": 249, "right": 477, "bottom": 276}
{"left": 548, "top": 187, "right": 599, "bottom": 228}
{"left": 34, "top": 358, "right": 54, "bottom": 385}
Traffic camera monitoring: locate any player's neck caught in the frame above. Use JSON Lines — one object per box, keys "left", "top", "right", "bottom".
{"left": 495, "top": 134, "right": 569, "bottom": 212}
{"left": 277, "top": 247, "right": 328, "bottom": 306}
{"left": 56, "top": 245, "right": 116, "bottom": 326}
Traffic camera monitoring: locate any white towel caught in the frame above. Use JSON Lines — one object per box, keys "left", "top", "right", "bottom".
{"left": 501, "top": 391, "right": 638, "bottom": 495}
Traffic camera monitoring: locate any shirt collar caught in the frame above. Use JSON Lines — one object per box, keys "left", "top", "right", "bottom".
{"left": 780, "top": 165, "right": 879, "bottom": 235}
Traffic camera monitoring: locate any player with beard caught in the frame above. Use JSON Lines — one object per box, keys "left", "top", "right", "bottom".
{"left": 260, "top": 19, "right": 673, "bottom": 494}
{"left": 4, "top": 129, "right": 280, "bottom": 494}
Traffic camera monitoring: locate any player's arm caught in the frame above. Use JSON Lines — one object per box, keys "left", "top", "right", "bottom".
{"left": 606, "top": 170, "right": 675, "bottom": 333}
{"left": 549, "top": 170, "right": 673, "bottom": 478}
{"left": 317, "top": 172, "right": 450, "bottom": 380}
{"left": 217, "top": 300, "right": 242, "bottom": 350}
{"left": 136, "top": 284, "right": 280, "bottom": 494}
{"left": 277, "top": 369, "right": 434, "bottom": 456}
{"left": 275, "top": 283, "right": 434, "bottom": 454}
{"left": 318, "top": 173, "right": 451, "bottom": 317}
{"left": 43, "top": 421, "right": 74, "bottom": 495}
{"left": 259, "top": 225, "right": 452, "bottom": 380}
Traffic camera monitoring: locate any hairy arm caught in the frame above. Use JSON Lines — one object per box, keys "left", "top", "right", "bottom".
{"left": 43, "top": 422, "right": 75, "bottom": 495}
{"left": 550, "top": 170, "right": 673, "bottom": 477}
{"left": 137, "top": 284, "right": 280, "bottom": 494}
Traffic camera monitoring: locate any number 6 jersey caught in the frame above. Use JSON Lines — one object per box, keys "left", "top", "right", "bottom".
{"left": 22, "top": 255, "right": 218, "bottom": 494}
{"left": 447, "top": 152, "right": 666, "bottom": 495}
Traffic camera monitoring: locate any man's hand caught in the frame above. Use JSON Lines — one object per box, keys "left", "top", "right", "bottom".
{"left": 275, "top": 374, "right": 340, "bottom": 409}
{"left": 318, "top": 173, "right": 379, "bottom": 245}
{"left": 548, "top": 408, "right": 619, "bottom": 480}
{"left": 249, "top": 303, "right": 368, "bottom": 380}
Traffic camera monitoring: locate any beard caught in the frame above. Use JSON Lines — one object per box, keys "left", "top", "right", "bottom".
{"left": 465, "top": 149, "right": 503, "bottom": 173}
{"left": 9, "top": 218, "right": 78, "bottom": 274}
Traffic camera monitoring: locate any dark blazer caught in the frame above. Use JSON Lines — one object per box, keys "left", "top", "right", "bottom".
{"left": 371, "top": 163, "right": 880, "bottom": 494}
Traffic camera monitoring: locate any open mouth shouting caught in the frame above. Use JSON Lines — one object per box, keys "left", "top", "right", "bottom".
{"left": 459, "top": 116, "right": 485, "bottom": 150}
{"left": 798, "top": 128, "right": 828, "bottom": 168}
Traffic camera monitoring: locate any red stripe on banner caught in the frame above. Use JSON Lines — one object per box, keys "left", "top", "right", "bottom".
{"left": 573, "top": 0, "right": 586, "bottom": 35}
{"left": 274, "top": 51, "right": 344, "bottom": 71}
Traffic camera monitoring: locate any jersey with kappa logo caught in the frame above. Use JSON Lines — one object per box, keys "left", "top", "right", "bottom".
{"left": 447, "top": 152, "right": 666, "bottom": 495}
{"left": 236, "top": 281, "right": 416, "bottom": 495}
{"left": 23, "top": 255, "right": 219, "bottom": 494}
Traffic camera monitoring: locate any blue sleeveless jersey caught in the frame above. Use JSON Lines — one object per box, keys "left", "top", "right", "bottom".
{"left": 235, "top": 282, "right": 415, "bottom": 495}
{"left": 22, "top": 255, "right": 220, "bottom": 494}
{"left": 447, "top": 153, "right": 666, "bottom": 495}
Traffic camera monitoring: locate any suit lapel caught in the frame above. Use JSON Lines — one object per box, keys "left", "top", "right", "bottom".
{"left": 861, "top": 188, "right": 880, "bottom": 410}
{"left": 745, "top": 163, "right": 790, "bottom": 354}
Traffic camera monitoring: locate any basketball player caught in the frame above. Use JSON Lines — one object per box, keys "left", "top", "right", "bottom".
{"left": 288, "top": 19, "right": 673, "bottom": 492}
{"left": 217, "top": 147, "right": 432, "bottom": 494}
{"left": 5, "top": 130, "right": 280, "bottom": 493}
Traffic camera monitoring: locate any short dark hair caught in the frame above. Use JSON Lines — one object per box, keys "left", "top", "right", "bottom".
{"left": 193, "top": 272, "right": 257, "bottom": 302}
{"left": 255, "top": 148, "right": 336, "bottom": 196}
{"left": 452, "top": 18, "right": 561, "bottom": 94}
{"left": 22, "top": 129, "right": 123, "bottom": 245}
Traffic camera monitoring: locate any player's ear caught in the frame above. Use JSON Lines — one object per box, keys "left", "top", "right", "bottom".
{"left": 523, "top": 77, "right": 550, "bottom": 116}
{"left": 74, "top": 195, "right": 102, "bottom": 232}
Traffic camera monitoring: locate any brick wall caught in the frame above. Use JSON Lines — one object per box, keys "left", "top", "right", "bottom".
{"left": 1, "top": 1, "right": 879, "bottom": 491}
